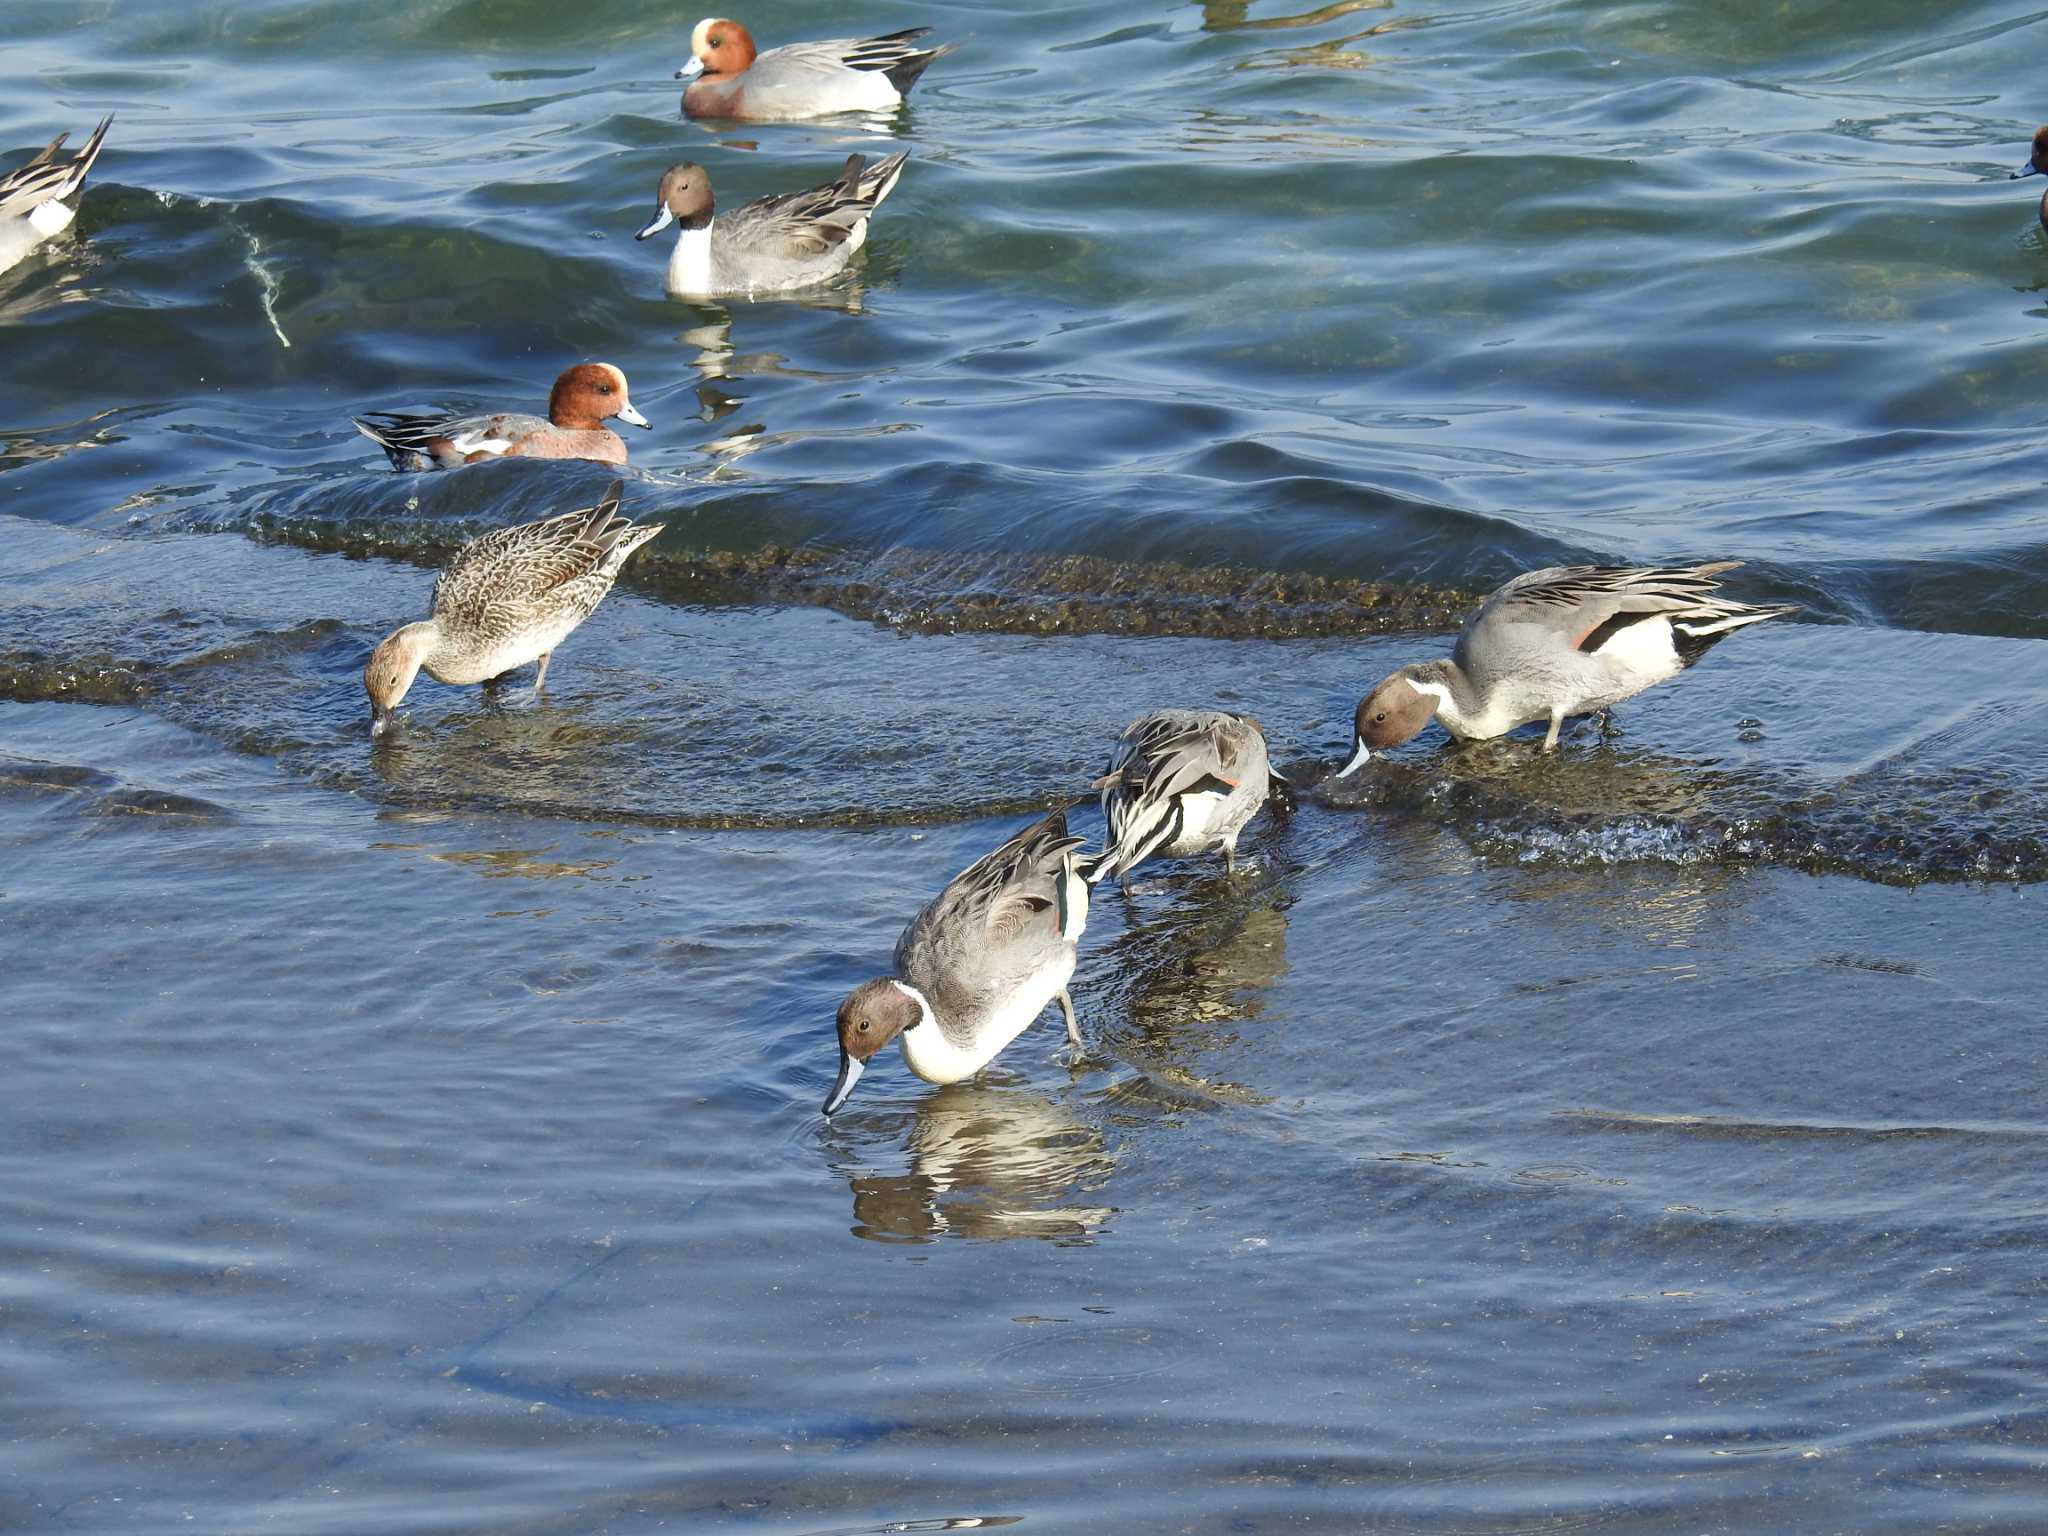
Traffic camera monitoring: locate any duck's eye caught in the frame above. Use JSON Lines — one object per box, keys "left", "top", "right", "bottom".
{"left": 597, "top": 383, "right": 613, "bottom": 394}
{"left": 857, "top": 1021, "right": 870, "bottom": 1034}
{"left": 1373, "top": 710, "right": 1387, "bottom": 724}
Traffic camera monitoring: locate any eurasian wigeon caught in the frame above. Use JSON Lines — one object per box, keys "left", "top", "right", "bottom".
{"left": 0, "top": 114, "right": 112, "bottom": 275}
{"left": 1337, "top": 562, "right": 1797, "bottom": 770}
{"left": 676, "top": 18, "right": 951, "bottom": 121}
{"left": 825, "top": 812, "right": 1090, "bottom": 1115}
{"left": 1087, "top": 710, "right": 1276, "bottom": 894}
{"left": 353, "top": 363, "right": 649, "bottom": 472}
{"left": 634, "top": 151, "right": 907, "bottom": 299}
{"left": 362, "top": 480, "right": 663, "bottom": 735}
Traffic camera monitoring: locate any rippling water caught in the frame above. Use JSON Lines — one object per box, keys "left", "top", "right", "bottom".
{"left": 6, "top": 0, "right": 2048, "bottom": 1530}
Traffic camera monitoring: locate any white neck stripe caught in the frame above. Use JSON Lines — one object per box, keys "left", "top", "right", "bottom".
{"left": 890, "top": 979, "right": 936, "bottom": 1032}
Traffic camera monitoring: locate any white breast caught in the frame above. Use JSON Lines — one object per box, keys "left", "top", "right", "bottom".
{"left": 666, "top": 223, "right": 716, "bottom": 296}
{"left": 898, "top": 952, "right": 1076, "bottom": 1086}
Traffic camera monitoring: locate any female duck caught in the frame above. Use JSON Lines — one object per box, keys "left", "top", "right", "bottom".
{"left": 676, "top": 18, "right": 951, "bottom": 120}
{"left": 1338, "top": 562, "right": 1794, "bottom": 772}
{"left": 635, "top": 152, "right": 906, "bottom": 299}
{"left": 1088, "top": 709, "right": 1274, "bottom": 893}
{"left": 363, "top": 481, "right": 663, "bottom": 734}
{"left": 826, "top": 812, "right": 1090, "bottom": 1116}
{"left": 0, "top": 114, "right": 112, "bottom": 274}
{"left": 354, "top": 363, "right": 649, "bottom": 471}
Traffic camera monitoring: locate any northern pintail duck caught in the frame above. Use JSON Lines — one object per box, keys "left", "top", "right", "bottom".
{"left": 676, "top": 18, "right": 951, "bottom": 120}
{"left": 825, "top": 812, "right": 1090, "bottom": 1116}
{"left": 354, "top": 364, "right": 649, "bottom": 471}
{"left": 1338, "top": 562, "right": 1796, "bottom": 772}
{"left": 0, "top": 114, "right": 112, "bottom": 275}
{"left": 2013, "top": 127, "right": 2048, "bottom": 228}
{"left": 362, "top": 480, "right": 663, "bottom": 734}
{"left": 634, "top": 152, "right": 907, "bottom": 299}
{"left": 1087, "top": 709, "right": 1274, "bottom": 893}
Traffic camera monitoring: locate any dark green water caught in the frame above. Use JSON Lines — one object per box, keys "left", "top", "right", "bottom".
{"left": 5, "top": 0, "right": 2048, "bottom": 1530}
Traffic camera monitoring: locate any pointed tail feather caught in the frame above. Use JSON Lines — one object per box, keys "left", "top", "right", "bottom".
{"left": 858, "top": 151, "right": 909, "bottom": 210}
{"left": 881, "top": 43, "right": 952, "bottom": 97}
{"left": 1670, "top": 603, "right": 1797, "bottom": 666}
{"left": 65, "top": 115, "right": 113, "bottom": 199}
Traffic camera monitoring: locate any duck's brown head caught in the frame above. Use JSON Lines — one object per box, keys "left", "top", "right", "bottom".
{"left": 824, "top": 978, "right": 924, "bottom": 1115}
{"left": 363, "top": 621, "right": 437, "bottom": 736}
{"left": 546, "top": 363, "right": 647, "bottom": 431}
{"left": 679, "top": 18, "right": 757, "bottom": 81}
{"left": 2019, "top": 126, "right": 2048, "bottom": 178}
{"left": 636, "top": 163, "right": 715, "bottom": 240}
{"left": 1336, "top": 669, "right": 1442, "bottom": 777}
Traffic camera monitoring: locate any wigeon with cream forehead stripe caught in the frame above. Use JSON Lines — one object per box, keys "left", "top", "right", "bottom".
{"left": 353, "top": 364, "right": 649, "bottom": 472}
{"left": 635, "top": 151, "right": 906, "bottom": 299}
{"left": 1336, "top": 562, "right": 1797, "bottom": 772}
{"left": 0, "top": 113, "right": 112, "bottom": 275}
{"left": 2011, "top": 126, "right": 2048, "bottom": 230}
{"left": 676, "top": 17, "right": 951, "bottom": 121}
{"left": 362, "top": 480, "right": 664, "bottom": 735}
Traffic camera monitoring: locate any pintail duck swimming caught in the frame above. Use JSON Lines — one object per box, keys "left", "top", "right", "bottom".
{"left": 0, "top": 114, "right": 112, "bottom": 275}
{"left": 825, "top": 812, "right": 1090, "bottom": 1116}
{"left": 675, "top": 18, "right": 951, "bottom": 121}
{"left": 1087, "top": 709, "right": 1275, "bottom": 893}
{"left": 354, "top": 364, "right": 649, "bottom": 472}
{"left": 634, "top": 152, "right": 907, "bottom": 299}
{"left": 2012, "top": 126, "right": 2048, "bottom": 229}
{"left": 362, "top": 480, "right": 663, "bottom": 735}
{"left": 1338, "top": 562, "right": 1796, "bottom": 773}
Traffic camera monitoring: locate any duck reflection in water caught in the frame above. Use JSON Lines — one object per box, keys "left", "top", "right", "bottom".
{"left": 1195, "top": 0, "right": 1391, "bottom": 31}
{"left": 834, "top": 1082, "right": 1118, "bottom": 1245}
{"left": 1095, "top": 859, "right": 1294, "bottom": 1107}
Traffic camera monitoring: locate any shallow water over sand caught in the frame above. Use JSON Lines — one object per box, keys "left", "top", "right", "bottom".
{"left": 7, "top": 0, "right": 2048, "bottom": 1529}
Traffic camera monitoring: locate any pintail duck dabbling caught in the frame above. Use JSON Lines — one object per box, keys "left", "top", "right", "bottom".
{"left": 1086, "top": 709, "right": 1275, "bottom": 894}
{"left": 2012, "top": 126, "right": 2048, "bottom": 229}
{"left": 825, "top": 812, "right": 1091, "bottom": 1116}
{"left": 354, "top": 364, "right": 649, "bottom": 472}
{"left": 0, "top": 113, "right": 112, "bottom": 275}
{"left": 1338, "top": 562, "right": 1796, "bottom": 774}
{"left": 635, "top": 152, "right": 907, "bottom": 299}
{"left": 676, "top": 18, "right": 952, "bottom": 121}
{"left": 363, "top": 480, "right": 663, "bottom": 735}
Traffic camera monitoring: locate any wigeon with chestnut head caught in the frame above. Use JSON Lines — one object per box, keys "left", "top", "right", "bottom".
{"left": 676, "top": 17, "right": 951, "bottom": 121}
{"left": 824, "top": 812, "right": 1090, "bottom": 1116}
{"left": 634, "top": 151, "right": 907, "bottom": 299}
{"left": 2012, "top": 126, "right": 2048, "bottom": 229}
{"left": 0, "top": 113, "right": 112, "bottom": 274}
{"left": 1336, "top": 562, "right": 1796, "bottom": 773}
{"left": 1087, "top": 709, "right": 1277, "bottom": 895}
{"left": 354, "top": 363, "right": 649, "bottom": 472}
{"left": 362, "top": 481, "right": 663, "bottom": 735}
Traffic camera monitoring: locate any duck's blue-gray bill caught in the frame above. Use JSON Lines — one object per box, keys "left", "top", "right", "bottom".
{"left": 1333, "top": 739, "right": 1372, "bottom": 779}
{"left": 822, "top": 1050, "right": 864, "bottom": 1116}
